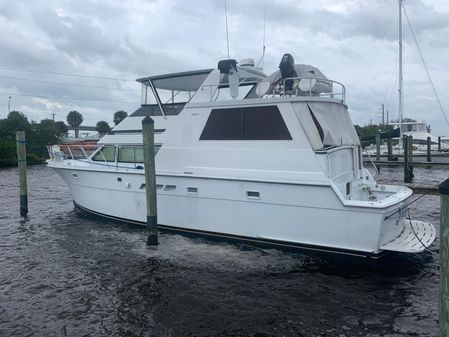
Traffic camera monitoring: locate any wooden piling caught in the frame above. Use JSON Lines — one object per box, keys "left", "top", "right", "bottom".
{"left": 408, "top": 135, "right": 414, "bottom": 181}
{"left": 403, "top": 135, "right": 408, "bottom": 182}
{"left": 439, "top": 136, "right": 442, "bottom": 152}
{"left": 403, "top": 135, "right": 413, "bottom": 183}
{"left": 376, "top": 133, "right": 381, "bottom": 162}
{"left": 438, "top": 179, "right": 449, "bottom": 337}
{"left": 142, "top": 116, "right": 158, "bottom": 246}
{"left": 427, "top": 136, "right": 432, "bottom": 162}
{"left": 16, "top": 130, "right": 28, "bottom": 217}
{"left": 387, "top": 137, "right": 393, "bottom": 161}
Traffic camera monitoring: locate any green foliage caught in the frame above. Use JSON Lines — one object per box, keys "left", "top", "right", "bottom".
{"left": 113, "top": 110, "right": 128, "bottom": 125}
{"left": 54, "top": 121, "right": 68, "bottom": 136}
{"left": 0, "top": 141, "right": 18, "bottom": 167}
{"left": 0, "top": 112, "right": 69, "bottom": 167}
{"left": 33, "top": 119, "right": 59, "bottom": 146}
{"left": 0, "top": 111, "right": 34, "bottom": 141}
{"left": 354, "top": 124, "right": 394, "bottom": 142}
{"left": 66, "top": 110, "right": 83, "bottom": 138}
{"left": 96, "top": 121, "right": 111, "bottom": 136}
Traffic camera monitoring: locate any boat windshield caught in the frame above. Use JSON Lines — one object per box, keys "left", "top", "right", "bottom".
{"left": 139, "top": 69, "right": 212, "bottom": 105}
{"left": 135, "top": 69, "right": 212, "bottom": 117}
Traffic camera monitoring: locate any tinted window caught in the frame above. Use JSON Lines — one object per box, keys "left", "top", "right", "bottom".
{"left": 92, "top": 146, "right": 116, "bottom": 162}
{"left": 200, "top": 106, "right": 291, "bottom": 140}
{"left": 118, "top": 146, "right": 144, "bottom": 163}
{"left": 199, "top": 108, "right": 243, "bottom": 140}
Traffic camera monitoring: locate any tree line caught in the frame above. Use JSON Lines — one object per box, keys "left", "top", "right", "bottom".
{"left": 0, "top": 110, "right": 128, "bottom": 167}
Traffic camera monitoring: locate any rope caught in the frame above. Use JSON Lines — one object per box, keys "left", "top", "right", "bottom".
{"left": 384, "top": 184, "right": 438, "bottom": 220}
{"left": 407, "top": 208, "right": 432, "bottom": 253}
{"left": 365, "top": 151, "right": 380, "bottom": 177}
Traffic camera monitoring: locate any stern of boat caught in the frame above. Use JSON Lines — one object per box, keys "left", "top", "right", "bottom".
{"left": 375, "top": 186, "right": 436, "bottom": 254}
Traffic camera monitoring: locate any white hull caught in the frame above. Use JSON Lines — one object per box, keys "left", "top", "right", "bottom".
{"left": 51, "top": 165, "right": 433, "bottom": 257}
{"left": 46, "top": 58, "right": 436, "bottom": 258}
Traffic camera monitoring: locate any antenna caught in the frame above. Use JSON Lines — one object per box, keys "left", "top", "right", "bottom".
{"left": 256, "top": 5, "right": 266, "bottom": 69}
{"left": 224, "top": 0, "right": 230, "bottom": 59}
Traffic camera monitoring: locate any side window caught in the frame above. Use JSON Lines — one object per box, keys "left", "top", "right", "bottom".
{"left": 118, "top": 146, "right": 144, "bottom": 163}
{"left": 92, "top": 146, "right": 116, "bottom": 162}
{"left": 243, "top": 106, "right": 292, "bottom": 140}
{"left": 199, "top": 106, "right": 291, "bottom": 140}
{"left": 199, "top": 108, "right": 242, "bottom": 140}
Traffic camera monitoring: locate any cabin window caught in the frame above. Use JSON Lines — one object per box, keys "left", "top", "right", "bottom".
{"left": 118, "top": 146, "right": 144, "bottom": 163}
{"left": 92, "top": 146, "right": 116, "bottom": 162}
{"left": 199, "top": 106, "right": 292, "bottom": 140}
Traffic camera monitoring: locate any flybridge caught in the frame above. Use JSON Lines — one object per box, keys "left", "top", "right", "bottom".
{"left": 136, "top": 56, "right": 346, "bottom": 119}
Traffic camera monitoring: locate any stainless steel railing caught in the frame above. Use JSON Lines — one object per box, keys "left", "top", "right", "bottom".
{"left": 198, "top": 77, "right": 346, "bottom": 103}
{"left": 47, "top": 144, "right": 100, "bottom": 161}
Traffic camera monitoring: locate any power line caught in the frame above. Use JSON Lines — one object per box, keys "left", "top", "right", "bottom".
{"left": 0, "top": 92, "right": 137, "bottom": 105}
{"left": 0, "top": 74, "right": 138, "bottom": 91}
{"left": 403, "top": 6, "right": 449, "bottom": 130}
{"left": 0, "top": 64, "right": 135, "bottom": 82}
{"left": 366, "top": 7, "right": 396, "bottom": 82}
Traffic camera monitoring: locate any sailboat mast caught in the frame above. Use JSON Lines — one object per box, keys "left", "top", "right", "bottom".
{"left": 398, "top": 0, "right": 404, "bottom": 142}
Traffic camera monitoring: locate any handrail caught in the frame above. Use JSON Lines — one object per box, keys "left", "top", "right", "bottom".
{"left": 47, "top": 144, "right": 101, "bottom": 161}
{"left": 281, "top": 77, "right": 346, "bottom": 103}
{"left": 200, "top": 80, "right": 260, "bottom": 102}
{"left": 198, "top": 77, "right": 346, "bottom": 103}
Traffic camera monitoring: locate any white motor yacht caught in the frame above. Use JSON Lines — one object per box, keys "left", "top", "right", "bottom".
{"left": 47, "top": 55, "right": 435, "bottom": 257}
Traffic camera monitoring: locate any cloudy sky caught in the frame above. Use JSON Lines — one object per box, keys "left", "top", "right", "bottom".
{"left": 0, "top": 0, "right": 448, "bottom": 134}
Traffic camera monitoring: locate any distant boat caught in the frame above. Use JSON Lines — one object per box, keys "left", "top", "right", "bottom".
{"left": 363, "top": 120, "right": 449, "bottom": 156}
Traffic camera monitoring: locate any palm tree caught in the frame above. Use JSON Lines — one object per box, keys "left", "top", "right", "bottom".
{"left": 113, "top": 110, "right": 128, "bottom": 125}
{"left": 66, "top": 111, "right": 83, "bottom": 138}
{"left": 96, "top": 121, "right": 111, "bottom": 136}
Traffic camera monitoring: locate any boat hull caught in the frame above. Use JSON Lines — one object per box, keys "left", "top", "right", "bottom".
{"left": 51, "top": 165, "right": 415, "bottom": 257}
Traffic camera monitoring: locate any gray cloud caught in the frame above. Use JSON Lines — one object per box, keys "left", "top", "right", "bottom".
{"left": 0, "top": 0, "right": 448, "bottom": 134}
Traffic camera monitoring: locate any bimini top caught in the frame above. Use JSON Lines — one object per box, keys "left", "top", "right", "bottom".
{"left": 137, "top": 69, "right": 214, "bottom": 92}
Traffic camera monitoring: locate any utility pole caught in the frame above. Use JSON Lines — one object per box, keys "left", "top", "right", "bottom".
{"left": 386, "top": 110, "right": 389, "bottom": 125}
{"left": 8, "top": 96, "right": 11, "bottom": 113}
{"left": 381, "top": 104, "right": 385, "bottom": 125}
{"left": 52, "top": 113, "right": 55, "bottom": 122}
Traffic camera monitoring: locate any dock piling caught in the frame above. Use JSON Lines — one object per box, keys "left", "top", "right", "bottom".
{"left": 142, "top": 116, "right": 158, "bottom": 246}
{"left": 427, "top": 136, "right": 432, "bottom": 162}
{"left": 376, "top": 133, "right": 381, "bottom": 162}
{"left": 16, "top": 130, "right": 28, "bottom": 217}
{"left": 438, "top": 179, "right": 449, "bottom": 337}
{"left": 403, "top": 135, "right": 413, "bottom": 183}
{"left": 439, "top": 136, "right": 442, "bottom": 152}
{"left": 387, "top": 137, "right": 393, "bottom": 161}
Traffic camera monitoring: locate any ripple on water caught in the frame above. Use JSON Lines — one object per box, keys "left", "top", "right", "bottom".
{"left": 0, "top": 165, "right": 441, "bottom": 336}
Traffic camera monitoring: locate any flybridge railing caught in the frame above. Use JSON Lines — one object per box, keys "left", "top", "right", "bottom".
{"left": 199, "top": 81, "right": 260, "bottom": 102}
{"left": 280, "top": 77, "right": 346, "bottom": 103}
{"left": 47, "top": 144, "right": 100, "bottom": 161}
{"left": 198, "top": 77, "right": 346, "bottom": 103}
